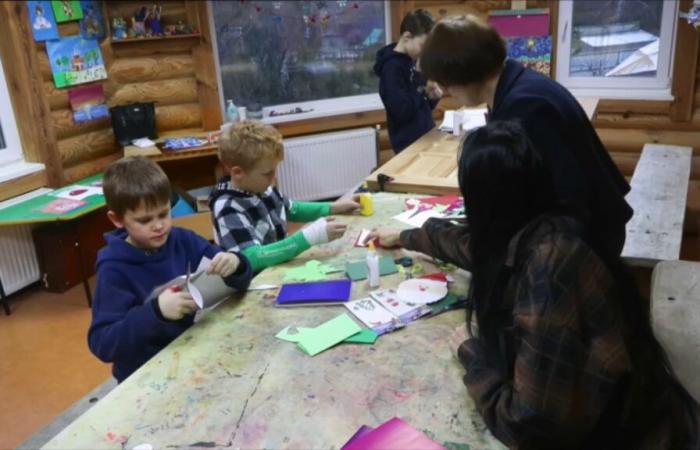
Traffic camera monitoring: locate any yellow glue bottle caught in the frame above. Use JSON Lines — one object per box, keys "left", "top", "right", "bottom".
{"left": 359, "top": 193, "right": 374, "bottom": 216}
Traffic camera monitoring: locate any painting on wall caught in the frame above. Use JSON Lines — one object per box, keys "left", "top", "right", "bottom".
{"left": 506, "top": 36, "right": 552, "bottom": 76}
{"left": 46, "top": 36, "right": 107, "bottom": 88}
{"left": 27, "top": 1, "right": 60, "bottom": 41}
{"left": 68, "top": 84, "right": 108, "bottom": 123}
{"left": 79, "top": 0, "right": 105, "bottom": 40}
{"left": 51, "top": 0, "right": 83, "bottom": 23}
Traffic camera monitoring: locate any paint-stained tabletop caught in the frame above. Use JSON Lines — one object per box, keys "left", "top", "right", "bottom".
{"left": 43, "top": 193, "right": 505, "bottom": 450}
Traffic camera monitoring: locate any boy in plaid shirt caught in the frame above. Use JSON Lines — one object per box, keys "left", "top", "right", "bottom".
{"left": 209, "top": 120, "right": 359, "bottom": 272}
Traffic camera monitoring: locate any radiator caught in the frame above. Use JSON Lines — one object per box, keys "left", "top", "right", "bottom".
{"left": 277, "top": 127, "right": 377, "bottom": 201}
{"left": 0, "top": 225, "right": 40, "bottom": 295}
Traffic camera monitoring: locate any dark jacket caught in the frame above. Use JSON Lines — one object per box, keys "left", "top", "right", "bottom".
{"left": 374, "top": 43, "right": 437, "bottom": 153}
{"left": 401, "top": 215, "right": 699, "bottom": 449}
{"left": 88, "top": 227, "right": 252, "bottom": 382}
{"left": 489, "top": 59, "right": 633, "bottom": 257}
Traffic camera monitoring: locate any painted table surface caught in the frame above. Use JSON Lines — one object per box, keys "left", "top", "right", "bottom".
{"left": 0, "top": 173, "right": 104, "bottom": 226}
{"left": 43, "top": 193, "right": 505, "bottom": 450}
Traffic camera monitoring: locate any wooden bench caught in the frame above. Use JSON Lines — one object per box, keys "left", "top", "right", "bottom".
{"left": 622, "top": 144, "right": 693, "bottom": 267}
{"left": 651, "top": 260, "right": 700, "bottom": 402}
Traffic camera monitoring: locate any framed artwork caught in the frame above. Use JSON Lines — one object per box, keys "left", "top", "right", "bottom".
{"left": 27, "top": 1, "right": 60, "bottom": 41}
{"left": 68, "top": 84, "right": 108, "bottom": 123}
{"left": 506, "top": 36, "right": 552, "bottom": 76}
{"left": 51, "top": 0, "right": 83, "bottom": 23}
{"left": 46, "top": 36, "right": 107, "bottom": 88}
{"left": 79, "top": 0, "right": 105, "bottom": 40}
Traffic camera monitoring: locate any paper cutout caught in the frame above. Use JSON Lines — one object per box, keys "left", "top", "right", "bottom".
{"left": 344, "top": 328, "right": 378, "bottom": 344}
{"left": 27, "top": 1, "right": 60, "bottom": 41}
{"left": 341, "top": 417, "right": 445, "bottom": 450}
{"left": 355, "top": 228, "right": 372, "bottom": 247}
{"left": 438, "top": 109, "right": 487, "bottom": 134}
{"left": 296, "top": 313, "right": 362, "bottom": 356}
{"left": 46, "top": 36, "right": 107, "bottom": 88}
{"left": 396, "top": 278, "right": 448, "bottom": 305}
{"left": 283, "top": 260, "right": 340, "bottom": 282}
{"left": 341, "top": 425, "right": 375, "bottom": 449}
{"left": 346, "top": 256, "right": 398, "bottom": 281}
{"left": 51, "top": 0, "right": 83, "bottom": 22}
{"left": 392, "top": 207, "right": 445, "bottom": 228}
{"left": 276, "top": 279, "right": 352, "bottom": 307}
{"left": 426, "top": 293, "right": 466, "bottom": 317}
{"left": 51, "top": 184, "right": 102, "bottom": 200}
{"left": 370, "top": 289, "right": 430, "bottom": 324}
{"left": 39, "top": 198, "right": 86, "bottom": 214}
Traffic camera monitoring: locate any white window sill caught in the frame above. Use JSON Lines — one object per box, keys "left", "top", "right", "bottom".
{"left": 0, "top": 161, "right": 45, "bottom": 184}
{"left": 253, "top": 94, "right": 384, "bottom": 125}
{"left": 566, "top": 88, "right": 674, "bottom": 101}
{"left": 0, "top": 186, "right": 52, "bottom": 210}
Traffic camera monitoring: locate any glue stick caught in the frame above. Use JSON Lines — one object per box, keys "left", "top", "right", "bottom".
{"left": 366, "top": 241, "right": 380, "bottom": 289}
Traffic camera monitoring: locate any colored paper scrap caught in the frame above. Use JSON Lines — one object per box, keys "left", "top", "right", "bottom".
{"left": 296, "top": 313, "right": 362, "bottom": 356}
{"left": 341, "top": 417, "right": 445, "bottom": 450}
{"left": 343, "top": 328, "right": 378, "bottom": 344}
{"left": 283, "top": 260, "right": 341, "bottom": 282}
{"left": 275, "top": 326, "right": 312, "bottom": 343}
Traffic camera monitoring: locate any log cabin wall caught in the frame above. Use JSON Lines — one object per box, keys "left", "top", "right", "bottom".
{"left": 0, "top": 0, "right": 217, "bottom": 196}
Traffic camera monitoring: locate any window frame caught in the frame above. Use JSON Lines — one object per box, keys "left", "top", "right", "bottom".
{"left": 555, "top": 0, "right": 679, "bottom": 100}
{"left": 0, "top": 55, "right": 24, "bottom": 166}
{"left": 207, "top": 0, "right": 392, "bottom": 124}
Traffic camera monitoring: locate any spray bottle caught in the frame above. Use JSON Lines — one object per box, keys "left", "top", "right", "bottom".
{"left": 366, "top": 240, "right": 380, "bottom": 289}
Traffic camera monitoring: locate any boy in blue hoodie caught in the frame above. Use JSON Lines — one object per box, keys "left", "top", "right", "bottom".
{"left": 374, "top": 9, "right": 441, "bottom": 153}
{"left": 88, "top": 156, "right": 252, "bottom": 383}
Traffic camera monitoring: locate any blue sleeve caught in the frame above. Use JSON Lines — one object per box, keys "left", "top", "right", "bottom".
{"left": 380, "top": 61, "right": 429, "bottom": 124}
{"left": 88, "top": 267, "right": 172, "bottom": 364}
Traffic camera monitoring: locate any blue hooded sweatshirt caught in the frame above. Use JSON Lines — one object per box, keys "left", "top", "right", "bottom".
{"left": 374, "top": 43, "right": 438, "bottom": 153}
{"left": 88, "top": 227, "right": 252, "bottom": 382}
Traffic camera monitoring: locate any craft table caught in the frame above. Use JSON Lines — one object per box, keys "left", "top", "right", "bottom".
{"left": 42, "top": 192, "right": 505, "bottom": 450}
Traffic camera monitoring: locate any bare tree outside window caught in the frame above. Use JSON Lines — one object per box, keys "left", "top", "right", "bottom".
{"left": 211, "top": 1, "right": 386, "bottom": 110}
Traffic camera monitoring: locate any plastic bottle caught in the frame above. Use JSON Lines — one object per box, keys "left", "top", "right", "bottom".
{"left": 226, "top": 99, "right": 239, "bottom": 123}
{"left": 359, "top": 193, "right": 374, "bottom": 216}
{"left": 366, "top": 240, "right": 380, "bottom": 289}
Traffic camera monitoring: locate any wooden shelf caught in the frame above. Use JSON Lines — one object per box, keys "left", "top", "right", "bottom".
{"left": 110, "top": 33, "right": 200, "bottom": 44}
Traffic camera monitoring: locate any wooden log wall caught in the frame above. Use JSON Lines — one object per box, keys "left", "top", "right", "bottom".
{"left": 14, "top": 0, "right": 216, "bottom": 186}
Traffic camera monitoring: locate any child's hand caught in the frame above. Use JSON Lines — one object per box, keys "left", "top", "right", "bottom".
{"left": 325, "top": 216, "right": 347, "bottom": 241}
{"left": 368, "top": 227, "right": 402, "bottom": 248}
{"left": 426, "top": 80, "right": 443, "bottom": 100}
{"left": 208, "top": 252, "right": 240, "bottom": 278}
{"left": 330, "top": 194, "right": 360, "bottom": 214}
{"left": 158, "top": 287, "right": 197, "bottom": 320}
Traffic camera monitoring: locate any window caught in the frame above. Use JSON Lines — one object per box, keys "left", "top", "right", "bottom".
{"left": 555, "top": 0, "right": 678, "bottom": 99}
{"left": 0, "top": 56, "right": 23, "bottom": 166}
{"left": 0, "top": 56, "right": 43, "bottom": 182}
{"left": 209, "top": 1, "right": 388, "bottom": 123}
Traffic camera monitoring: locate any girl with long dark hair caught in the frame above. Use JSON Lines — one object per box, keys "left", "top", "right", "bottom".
{"left": 372, "top": 121, "right": 698, "bottom": 449}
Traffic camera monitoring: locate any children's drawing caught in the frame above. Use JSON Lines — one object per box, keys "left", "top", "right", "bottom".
{"left": 506, "top": 36, "right": 552, "bottom": 76}
{"left": 46, "top": 36, "right": 107, "bottom": 88}
{"left": 27, "top": 1, "right": 60, "bottom": 41}
{"left": 68, "top": 84, "right": 108, "bottom": 123}
{"left": 79, "top": 0, "right": 105, "bottom": 40}
{"left": 40, "top": 198, "right": 86, "bottom": 214}
{"left": 51, "top": 0, "right": 83, "bottom": 22}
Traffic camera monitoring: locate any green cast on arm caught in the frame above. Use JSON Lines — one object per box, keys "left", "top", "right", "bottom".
{"left": 240, "top": 233, "right": 311, "bottom": 272}
{"left": 287, "top": 201, "right": 331, "bottom": 222}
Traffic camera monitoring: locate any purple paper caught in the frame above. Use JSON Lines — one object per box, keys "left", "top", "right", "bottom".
{"left": 341, "top": 417, "right": 444, "bottom": 450}
{"left": 341, "top": 425, "right": 374, "bottom": 449}
{"left": 276, "top": 279, "right": 352, "bottom": 306}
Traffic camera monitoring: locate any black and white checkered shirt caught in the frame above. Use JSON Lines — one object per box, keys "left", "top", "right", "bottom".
{"left": 209, "top": 177, "right": 291, "bottom": 252}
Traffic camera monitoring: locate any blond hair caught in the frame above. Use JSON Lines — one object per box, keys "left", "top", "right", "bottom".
{"left": 218, "top": 120, "right": 284, "bottom": 170}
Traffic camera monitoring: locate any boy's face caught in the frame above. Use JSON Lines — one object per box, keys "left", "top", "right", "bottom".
{"left": 403, "top": 33, "right": 428, "bottom": 59}
{"left": 108, "top": 201, "right": 172, "bottom": 251}
{"left": 230, "top": 158, "right": 280, "bottom": 194}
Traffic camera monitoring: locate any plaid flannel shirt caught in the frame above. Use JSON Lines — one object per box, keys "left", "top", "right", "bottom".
{"left": 401, "top": 215, "right": 698, "bottom": 449}
{"left": 209, "top": 180, "right": 290, "bottom": 252}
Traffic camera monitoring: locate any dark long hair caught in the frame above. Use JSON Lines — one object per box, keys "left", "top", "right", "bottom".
{"left": 460, "top": 121, "right": 698, "bottom": 444}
